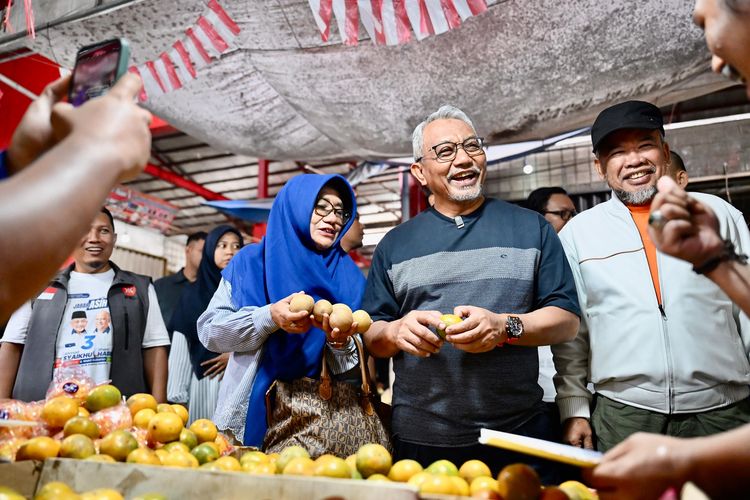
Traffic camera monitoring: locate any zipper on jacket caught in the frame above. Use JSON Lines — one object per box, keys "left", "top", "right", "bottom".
{"left": 655, "top": 245, "right": 674, "bottom": 413}
{"left": 631, "top": 212, "right": 673, "bottom": 412}
{"left": 658, "top": 304, "right": 667, "bottom": 320}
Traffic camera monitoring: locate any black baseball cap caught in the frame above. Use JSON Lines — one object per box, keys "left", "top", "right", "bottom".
{"left": 591, "top": 101, "right": 664, "bottom": 153}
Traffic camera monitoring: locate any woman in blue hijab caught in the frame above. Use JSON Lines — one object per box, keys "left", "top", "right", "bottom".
{"left": 167, "top": 225, "right": 243, "bottom": 422}
{"left": 198, "top": 174, "right": 365, "bottom": 445}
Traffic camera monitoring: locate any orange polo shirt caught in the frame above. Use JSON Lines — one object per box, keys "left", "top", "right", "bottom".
{"left": 627, "top": 204, "right": 662, "bottom": 305}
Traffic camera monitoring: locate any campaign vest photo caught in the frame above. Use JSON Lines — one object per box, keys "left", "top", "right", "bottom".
{"left": 13, "top": 262, "right": 152, "bottom": 401}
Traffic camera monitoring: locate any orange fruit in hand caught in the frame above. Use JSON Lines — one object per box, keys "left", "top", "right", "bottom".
{"left": 289, "top": 294, "right": 315, "bottom": 313}
{"left": 329, "top": 309, "right": 353, "bottom": 332}
{"left": 313, "top": 300, "right": 333, "bottom": 322}
{"left": 352, "top": 310, "right": 372, "bottom": 334}
{"left": 437, "top": 314, "right": 462, "bottom": 339}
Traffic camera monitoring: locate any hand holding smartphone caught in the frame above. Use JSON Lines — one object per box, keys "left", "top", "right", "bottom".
{"left": 69, "top": 38, "right": 131, "bottom": 106}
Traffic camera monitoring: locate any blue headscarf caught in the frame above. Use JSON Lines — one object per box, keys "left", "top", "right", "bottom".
{"left": 221, "top": 174, "right": 365, "bottom": 446}
{"left": 169, "top": 225, "right": 244, "bottom": 379}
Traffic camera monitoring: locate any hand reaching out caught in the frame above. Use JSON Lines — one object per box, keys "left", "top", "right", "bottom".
{"left": 271, "top": 292, "right": 313, "bottom": 333}
{"left": 201, "top": 352, "right": 230, "bottom": 379}
{"left": 649, "top": 176, "right": 723, "bottom": 268}
{"left": 50, "top": 72, "right": 152, "bottom": 183}
{"left": 7, "top": 74, "right": 72, "bottom": 174}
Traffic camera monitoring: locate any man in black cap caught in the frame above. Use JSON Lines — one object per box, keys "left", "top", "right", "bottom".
{"left": 552, "top": 100, "right": 750, "bottom": 452}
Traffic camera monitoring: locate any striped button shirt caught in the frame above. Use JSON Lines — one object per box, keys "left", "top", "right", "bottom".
{"left": 197, "top": 278, "right": 359, "bottom": 443}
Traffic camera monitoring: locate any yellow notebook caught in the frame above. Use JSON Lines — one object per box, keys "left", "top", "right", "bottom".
{"left": 479, "top": 428, "right": 603, "bottom": 468}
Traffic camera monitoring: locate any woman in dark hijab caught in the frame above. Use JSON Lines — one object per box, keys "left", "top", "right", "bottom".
{"left": 167, "top": 225, "right": 243, "bottom": 422}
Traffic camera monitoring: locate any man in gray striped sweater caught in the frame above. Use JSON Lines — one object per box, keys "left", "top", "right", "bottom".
{"left": 362, "top": 105, "right": 581, "bottom": 481}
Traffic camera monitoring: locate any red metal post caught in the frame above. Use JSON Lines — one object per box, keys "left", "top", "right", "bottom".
{"left": 258, "top": 158, "right": 269, "bottom": 199}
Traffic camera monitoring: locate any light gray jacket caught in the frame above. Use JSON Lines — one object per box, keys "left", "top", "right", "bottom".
{"left": 554, "top": 192, "right": 750, "bottom": 421}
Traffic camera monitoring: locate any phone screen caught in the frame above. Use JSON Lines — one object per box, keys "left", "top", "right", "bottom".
{"left": 69, "top": 39, "right": 123, "bottom": 107}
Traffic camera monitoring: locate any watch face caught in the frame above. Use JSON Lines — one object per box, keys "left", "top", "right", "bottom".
{"left": 506, "top": 316, "right": 523, "bottom": 338}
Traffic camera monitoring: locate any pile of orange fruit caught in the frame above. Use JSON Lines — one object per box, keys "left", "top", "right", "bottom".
{"left": 238, "top": 443, "right": 597, "bottom": 499}
{"left": 1, "top": 382, "right": 234, "bottom": 469}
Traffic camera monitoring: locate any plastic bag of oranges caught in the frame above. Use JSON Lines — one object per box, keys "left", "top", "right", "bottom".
{"left": 90, "top": 402, "right": 132, "bottom": 436}
{"left": 128, "top": 426, "right": 150, "bottom": 449}
{"left": 45, "top": 366, "right": 95, "bottom": 403}
{"left": 0, "top": 399, "right": 47, "bottom": 440}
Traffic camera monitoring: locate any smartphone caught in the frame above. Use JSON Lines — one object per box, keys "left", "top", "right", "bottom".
{"left": 68, "top": 38, "right": 131, "bottom": 107}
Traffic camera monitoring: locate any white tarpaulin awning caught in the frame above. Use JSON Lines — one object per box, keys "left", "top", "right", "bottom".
{"left": 1, "top": 0, "right": 730, "bottom": 162}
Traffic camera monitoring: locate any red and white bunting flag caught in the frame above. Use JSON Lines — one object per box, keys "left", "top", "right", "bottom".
{"left": 3, "top": 0, "right": 12, "bottom": 32}
{"left": 172, "top": 40, "right": 197, "bottom": 79}
{"left": 452, "top": 0, "right": 484, "bottom": 20}
{"left": 332, "top": 0, "right": 359, "bottom": 46}
{"left": 158, "top": 52, "right": 183, "bottom": 91}
{"left": 466, "top": 0, "right": 488, "bottom": 15}
{"left": 136, "top": 62, "right": 166, "bottom": 99}
{"left": 127, "top": 66, "right": 148, "bottom": 102}
{"left": 358, "top": 0, "right": 386, "bottom": 44}
{"left": 380, "top": 0, "right": 412, "bottom": 45}
{"left": 24, "top": 0, "right": 35, "bottom": 38}
{"left": 184, "top": 27, "right": 212, "bottom": 68}
{"left": 169, "top": 44, "right": 195, "bottom": 84}
{"left": 308, "top": 0, "right": 333, "bottom": 42}
{"left": 207, "top": 0, "right": 240, "bottom": 36}
{"left": 151, "top": 58, "right": 175, "bottom": 92}
{"left": 197, "top": 16, "right": 228, "bottom": 53}
{"left": 204, "top": 9, "right": 239, "bottom": 50}
{"left": 309, "top": 0, "right": 487, "bottom": 45}
{"left": 122, "top": 0, "right": 241, "bottom": 101}
{"left": 190, "top": 20, "right": 222, "bottom": 58}
{"left": 439, "top": 0, "right": 462, "bottom": 30}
